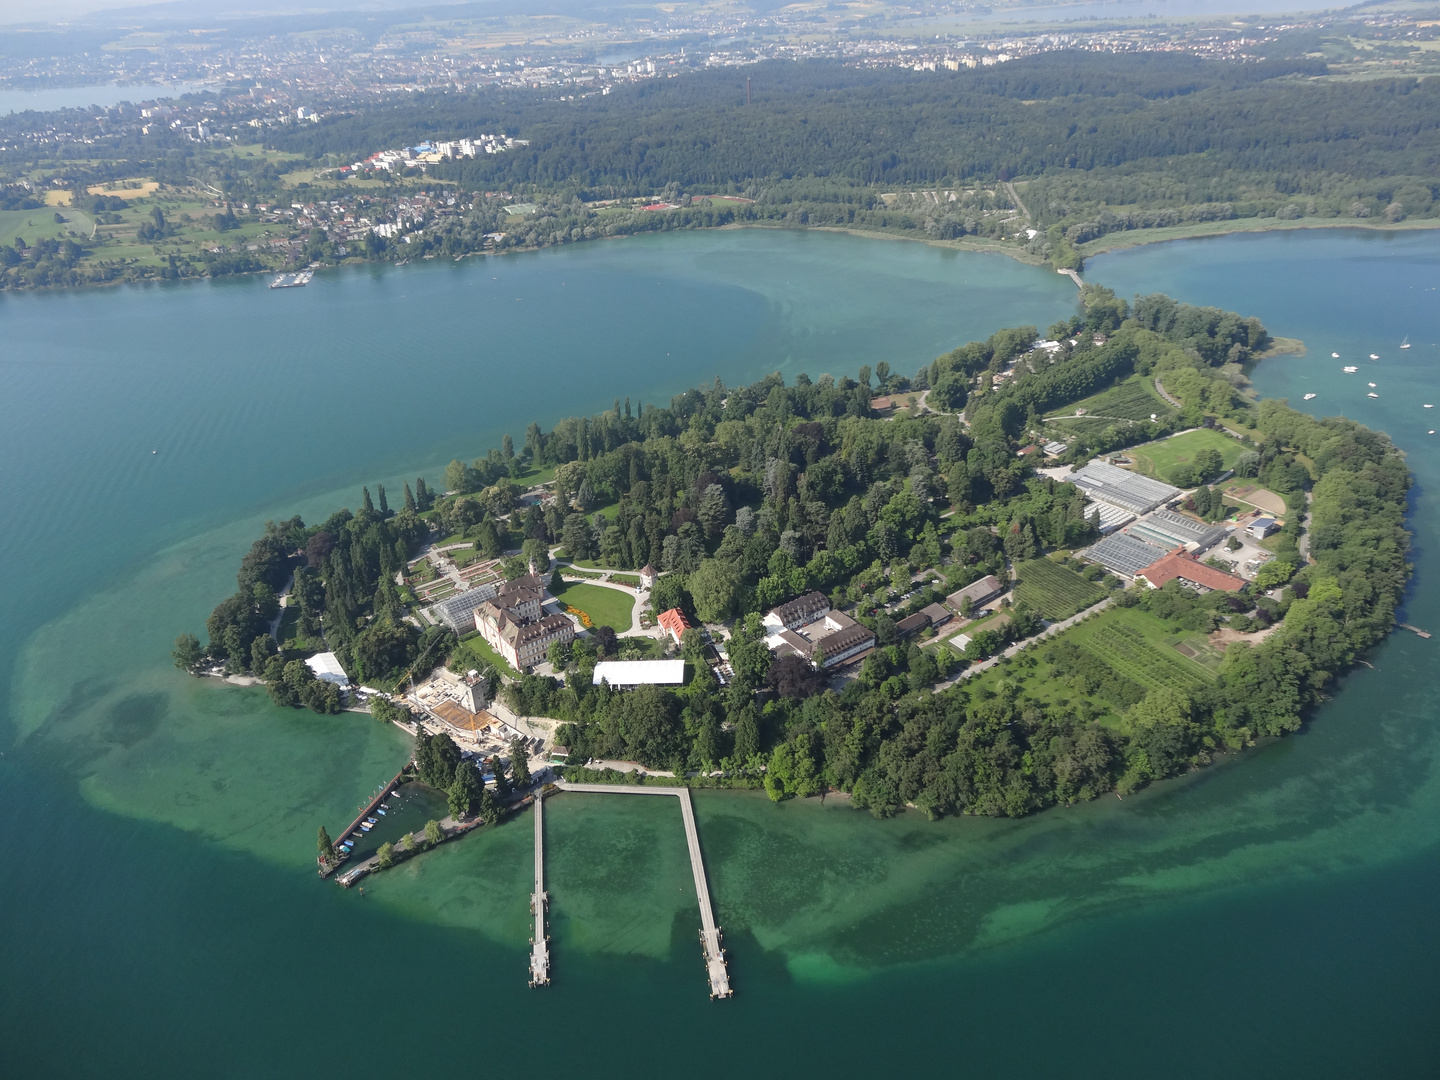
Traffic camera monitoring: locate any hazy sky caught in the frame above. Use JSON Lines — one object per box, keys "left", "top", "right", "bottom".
{"left": 2, "top": 0, "right": 140, "bottom": 21}
{"left": 0, "top": 0, "right": 449, "bottom": 27}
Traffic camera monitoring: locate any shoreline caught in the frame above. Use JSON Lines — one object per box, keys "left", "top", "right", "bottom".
{"left": 1079, "top": 217, "right": 1440, "bottom": 258}
{"left": 10, "top": 215, "right": 1440, "bottom": 299}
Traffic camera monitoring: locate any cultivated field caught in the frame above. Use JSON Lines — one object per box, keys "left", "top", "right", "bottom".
{"left": 1045, "top": 375, "right": 1176, "bottom": 423}
{"left": 963, "top": 605, "right": 1221, "bottom": 726}
{"left": 1012, "top": 559, "right": 1107, "bottom": 620}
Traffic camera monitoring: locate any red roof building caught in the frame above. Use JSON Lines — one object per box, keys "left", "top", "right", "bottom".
{"left": 1135, "top": 548, "right": 1244, "bottom": 593}
{"left": 657, "top": 607, "right": 693, "bottom": 645}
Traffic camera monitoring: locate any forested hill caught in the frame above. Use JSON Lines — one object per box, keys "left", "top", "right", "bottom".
{"left": 264, "top": 52, "right": 1437, "bottom": 205}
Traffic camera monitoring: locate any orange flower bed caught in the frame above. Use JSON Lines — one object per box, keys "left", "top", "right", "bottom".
{"left": 566, "top": 604, "right": 594, "bottom": 629}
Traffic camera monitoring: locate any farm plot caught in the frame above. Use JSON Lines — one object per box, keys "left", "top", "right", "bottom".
{"left": 1013, "top": 559, "right": 1106, "bottom": 620}
{"left": 1045, "top": 375, "right": 1175, "bottom": 423}
{"left": 1066, "top": 608, "right": 1218, "bottom": 695}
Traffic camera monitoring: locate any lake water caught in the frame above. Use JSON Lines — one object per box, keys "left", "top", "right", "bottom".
{"left": 0, "top": 82, "right": 208, "bottom": 114}
{"left": 2, "top": 227, "right": 1438, "bottom": 1077}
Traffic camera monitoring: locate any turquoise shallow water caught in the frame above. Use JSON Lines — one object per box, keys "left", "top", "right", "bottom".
{"left": 2, "top": 227, "right": 1439, "bottom": 1077}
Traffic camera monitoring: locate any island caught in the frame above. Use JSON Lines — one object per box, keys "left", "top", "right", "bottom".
{"left": 178, "top": 285, "right": 1410, "bottom": 861}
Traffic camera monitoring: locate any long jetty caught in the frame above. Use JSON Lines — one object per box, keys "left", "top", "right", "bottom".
{"left": 551, "top": 781, "right": 732, "bottom": 999}
{"left": 529, "top": 792, "right": 550, "bottom": 987}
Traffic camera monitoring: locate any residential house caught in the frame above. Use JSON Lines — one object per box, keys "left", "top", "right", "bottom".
{"left": 657, "top": 607, "right": 693, "bottom": 645}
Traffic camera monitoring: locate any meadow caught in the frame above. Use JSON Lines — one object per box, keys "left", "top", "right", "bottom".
{"left": 1132, "top": 427, "right": 1247, "bottom": 478}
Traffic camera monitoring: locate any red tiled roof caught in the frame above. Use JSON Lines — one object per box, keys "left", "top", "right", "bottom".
{"left": 657, "top": 607, "right": 693, "bottom": 639}
{"left": 1137, "top": 548, "right": 1244, "bottom": 592}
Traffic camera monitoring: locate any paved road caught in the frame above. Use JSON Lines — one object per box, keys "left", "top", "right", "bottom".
{"left": 1153, "top": 377, "right": 1183, "bottom": 409}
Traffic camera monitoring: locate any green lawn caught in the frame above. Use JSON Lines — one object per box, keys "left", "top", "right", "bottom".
{"left": 550, "top": 581, "right": 634, "bottom": 632}
{"left": 451, "top": 546, "right": 492, "bottom": 568}
{"left": 276, "top": 605, "right": 323, "bottom": 653}
{"left": 1131, "top": 427, "right": 1247, "bottom": 479}
{"left": 512, "top": 462, "right": 557, "bottom": 487}
{"left": 0, "top": 207, "right": 95, "bottom": 247}
{"left": 454, "top": 633, "right": 519, "bottom": 678}
{"left": 946, "top": 610, "right": 1010, "bottom": 649}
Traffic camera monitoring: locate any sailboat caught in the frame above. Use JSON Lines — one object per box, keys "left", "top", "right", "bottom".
{"left": 1400, "top": 337, "right": 1411, "bottom": 350}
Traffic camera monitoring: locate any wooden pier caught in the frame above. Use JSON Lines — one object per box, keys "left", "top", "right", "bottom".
{"left": 1401, "top": 623, "right": 1432, "bottom": 640}
{"left": 551, "top": 782, "right": 732, "bottom": 999}
{"left": 529, "top": 791, "right": 550, "bottom": 987}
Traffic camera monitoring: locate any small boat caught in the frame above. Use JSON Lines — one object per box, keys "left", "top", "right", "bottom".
{"left": 1343, "top": 366, "right": 1358, "bottom": 373}
{"left": 1303, "top": 393, "right": 1317, "bottom": 400}
{"left": 1369, "top": 382, "right": 1377, "bottom": 388}
{"left": 366, "top": 817, "right": 378, "bottom": 824}
{"left": 1400, "top": 337, "right": 1411, "bottom": 350}
{"left": 1332, "top": 352, "right": 1340, "bottom": 358}
{"left": 1430, "top": 430, "right": 1436, "bottom": 435}
{"left": 377, "top": 809, "right": 386, "bottom": 816}
{"left": 1370, "top": 353, "right": 1380, "bottom": 360}
{"left": 1368, "top": 393, "right": 1379, "bottom": 398}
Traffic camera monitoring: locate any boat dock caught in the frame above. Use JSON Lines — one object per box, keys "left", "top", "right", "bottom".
{"left": 1401, "top": 623, "right": 1432, "bottom": 639}
{"left": 551, "top": 782, "right": 732, "bottom": 999}
{"left": 322, "top": 768, "right": 407, "bottom": 876}
{"left": 529, "top": 792, "right": 550, "bottom": 987}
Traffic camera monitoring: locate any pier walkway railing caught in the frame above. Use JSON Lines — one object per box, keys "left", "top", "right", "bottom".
{"left": 530, "top": 792, "right": 550, "bottom": 986}
{"left": 552, "top": 781, "right": 731, "bottom": 998}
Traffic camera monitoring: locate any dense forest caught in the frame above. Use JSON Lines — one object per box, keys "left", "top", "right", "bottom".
{"left": 264, "top": 54, "right": 1440, "bottom": 244}
{"left": 185, "top": 284, "right": 1411, "bottom": 819}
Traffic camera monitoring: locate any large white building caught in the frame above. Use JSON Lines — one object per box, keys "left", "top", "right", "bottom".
{"left": 765, "top": 609, "right": 876, "bottom": 670}
{"left": 763, "top": 591, "right": 831, "bottom": 632}
{"left": 592, "top": 660, "right": 687, "bottom": 689}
